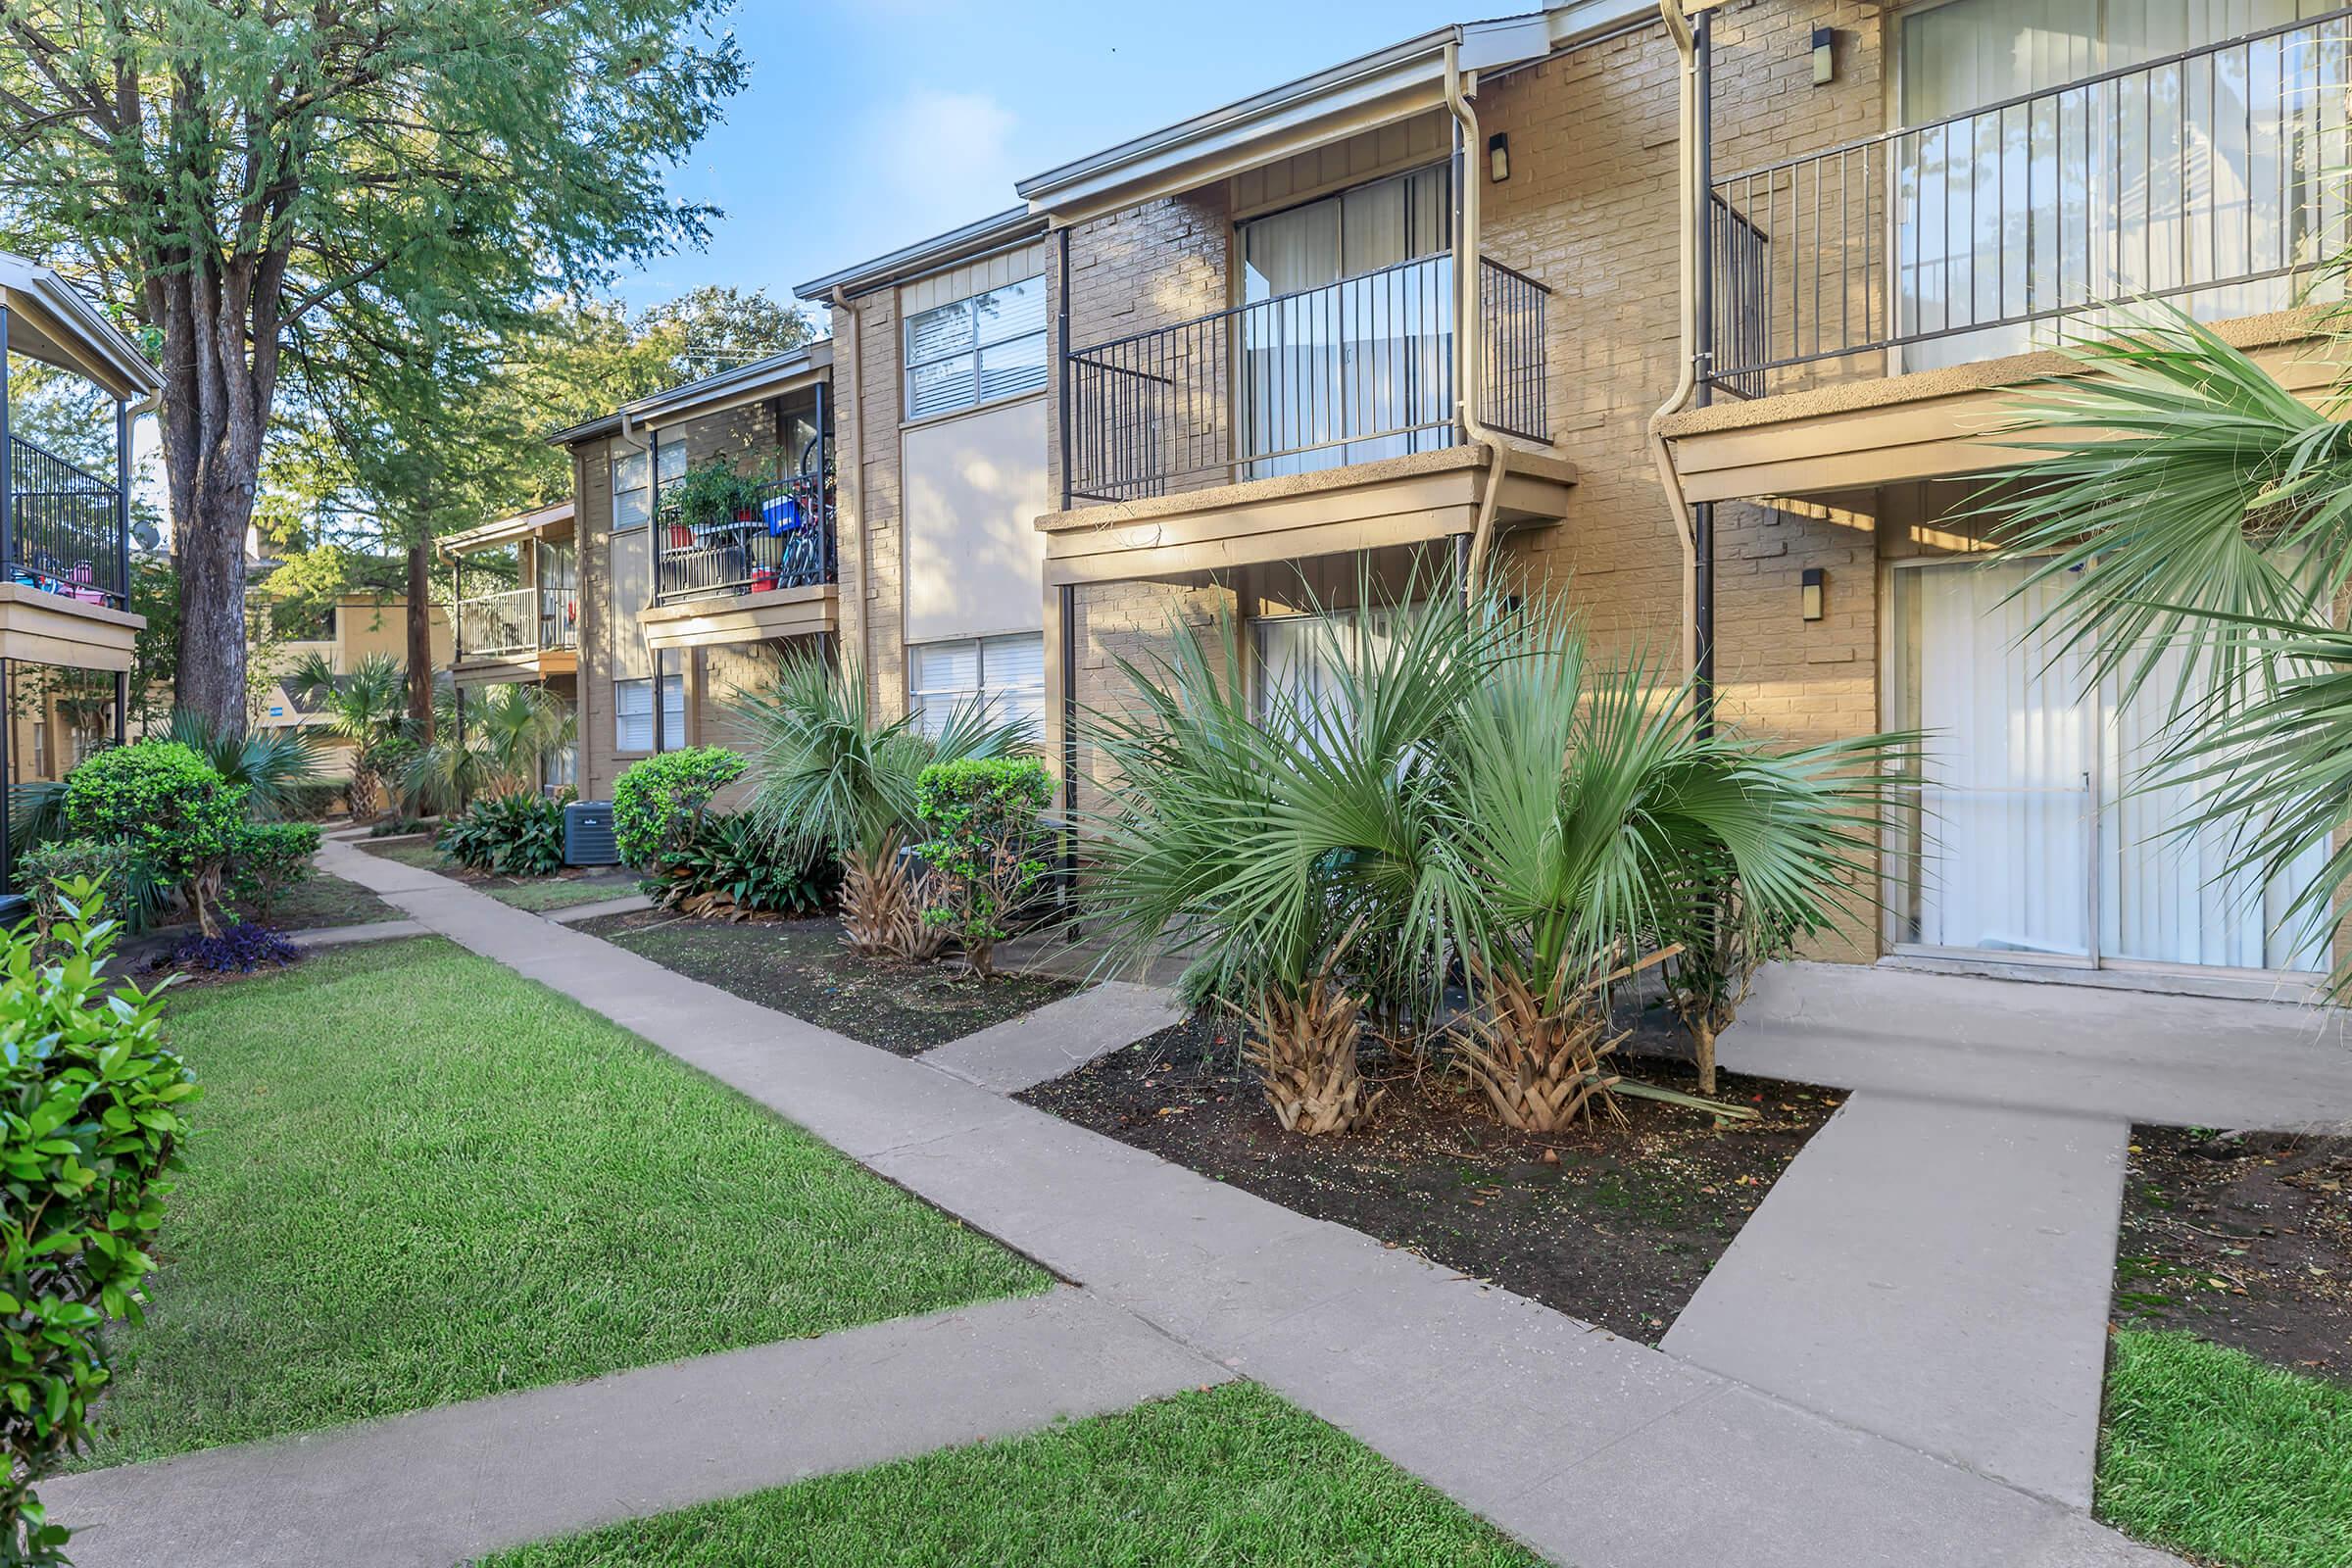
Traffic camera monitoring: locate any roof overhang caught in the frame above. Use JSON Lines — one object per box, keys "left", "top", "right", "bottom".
{"left": 628, "top": 341, "right": 833, "bottom": 430}
{"left": 438, "top": 500, "right": 575, "bottom": 559}
{"left": 795, "top": 209, "right": 1052, "bottom": 304}
{"left": 0, "top": 254, "right": 160, "bottom": 404}
{"left": 1013, "top": 1, "right": 1646, "bottom": 224}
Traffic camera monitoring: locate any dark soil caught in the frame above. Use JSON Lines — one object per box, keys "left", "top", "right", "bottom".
{"left": 1017, "top": 1012, "right": 1840, "bottom": 1342}
{"left": 2113, "top": 1124, "right": 2352, "bottom": 1382}
{"left": 578, "top": 908, "right": 1080, "bottom": 1055}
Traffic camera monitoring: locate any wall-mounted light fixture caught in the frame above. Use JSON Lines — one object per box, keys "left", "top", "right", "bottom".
{"left": 1801, "top": 566, "right": 1826, "bottom": 621}
{"left": 1811, "top": 27, "right": 1837, "bottom": 86}
{"left": 1487, "top": 131, "right": 1510, "bottom": 182}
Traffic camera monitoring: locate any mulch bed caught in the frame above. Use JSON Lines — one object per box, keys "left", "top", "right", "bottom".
{"left": 2113, "top": 1124, "right": 2352, "bottom": 1383}
{"left": 260, "top": 870, "right": 404, "bottom": 931}
{"left": 1017, "top": 1012, "right": 1840, "bottom": 1342}
{"left": 576, "top": 908, "right": 1080, "bottom": 1056}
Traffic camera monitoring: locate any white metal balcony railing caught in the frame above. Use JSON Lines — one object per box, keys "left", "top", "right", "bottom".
{"left": 1062, "top": 252, "right": 1550, "bottom": 505}
{"left": 1702, "top": 5, "right": 2352, "bottom": 396}
{"left": 456, "top": 584, "right": 577, "bottom": 662}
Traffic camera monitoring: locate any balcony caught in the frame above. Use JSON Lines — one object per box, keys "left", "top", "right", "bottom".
{"left": 0, "top": 430, "right": 139, "bottom": 669}
{"left": 1671, "top": 6, "right": 2352, "bottom": 498}
{"left": 1045, "top": 252, "right": 1573, "bottom": 586}
{"left": 444, "top": 501, "right": 577, "bottom": 684}
{"left": 641, "top": 467, "right": 839, "bottom": 653}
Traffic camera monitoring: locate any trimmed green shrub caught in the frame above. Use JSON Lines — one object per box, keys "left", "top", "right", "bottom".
{"left": 62, "top": 742, "right": 247, "bottom": 936}
{"left": 613, "top": 748, "right": 746, "bottom": 870}
{"left": 646, "top": 812, "right": 838, "bottom": 920}
{"left": 227, "top": 822, "right": 322, "bottom": 920}
{"left": 914, "top": 758, "right": 1054, "bottom": 978}
{"left": 1, "top": 884, "right": 193, "bottom": 1565}
{"left": 438, "top": 794, "right": 565, "bottom": 878}
{"left": 15, "top": 841, "right": 132, "bottom": 947}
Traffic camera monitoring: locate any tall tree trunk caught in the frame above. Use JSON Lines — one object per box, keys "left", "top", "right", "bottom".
{"left": 406, "top": 540, "right": 434, "bottom": 740}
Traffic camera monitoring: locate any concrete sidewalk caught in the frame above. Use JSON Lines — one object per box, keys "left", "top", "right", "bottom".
{"left": 274, "top": 837, "right": 2177, "bottom": 1568}
{"left": 1725, "top": 959, "right": 2352, "bottom": 1132}
{"left": 48, "top": 1289, "right": 1220, "bottom": 1568}
{"left": 1664, "top": 1093, "right": 2129, "bottom": 1508}
{"left": 922, "top": 979, "right": 1186, "bottom": 1094}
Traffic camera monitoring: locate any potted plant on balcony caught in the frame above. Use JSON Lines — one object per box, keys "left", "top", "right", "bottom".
{"left": 668, "top": 459, "right": 762, "bottom": 544}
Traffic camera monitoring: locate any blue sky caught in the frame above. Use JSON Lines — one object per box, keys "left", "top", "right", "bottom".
{"left": 617, "top": 0, "right": 1453, "bottom": 313}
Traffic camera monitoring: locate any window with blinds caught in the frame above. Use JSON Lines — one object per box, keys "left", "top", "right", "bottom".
{"left": 908, "top": 632, "right": 1045, "bottom": 737}
{"left": 613, "top": 673, "right": 686, "bottom": 754}
{"left": 612, "top": 448, "right": 651, "bottom": 532}
{"left": 904, "top": 275, "right": 1048, "bottom": 421}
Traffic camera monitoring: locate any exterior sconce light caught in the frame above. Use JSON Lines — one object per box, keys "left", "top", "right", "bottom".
{"left": 1801, "top": 566, "right": 1826, "bottom": 621}
{"left": 1811, "top": 27, "right": 1837, "bottom": 86}
{"left": 1488, "top": 132, "right": 1510, "bottom": 182}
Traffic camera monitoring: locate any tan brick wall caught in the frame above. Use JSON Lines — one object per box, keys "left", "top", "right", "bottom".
{"left": 569, "top": 433, "right": 629, "bottom": 802}
{"left": 830, "top": 293, "right": 908, "bottom": 719}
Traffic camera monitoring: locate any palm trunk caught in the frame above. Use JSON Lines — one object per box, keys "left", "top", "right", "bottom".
{"left": 1692, "top": 1019, "right": 1719, "bottom": 1097}
{"left": 1456, "top": 961, "right": 1628, "bottom": 1135}
{"left": 1245, "top": 980, "right": 1383, "bottom": 1136}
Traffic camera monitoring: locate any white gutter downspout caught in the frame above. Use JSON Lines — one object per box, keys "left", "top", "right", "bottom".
{"left": 830, "top": 286, "right": 871, "bottom": 686}
{"left": 1443, "top": 40, "right": 1510, "bottom": 603}
{"left": 1647, "top": 0, "right": 1701, "bottom": 681}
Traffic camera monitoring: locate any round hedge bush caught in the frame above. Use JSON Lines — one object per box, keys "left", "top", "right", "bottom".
{"left": 612, "top": 747, "right": 746, "bottom": 869}
{"left": 62, "top": 742, "right": 247, "bottom": 890}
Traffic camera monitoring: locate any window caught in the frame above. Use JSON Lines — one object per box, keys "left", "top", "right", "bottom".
{"left": 612, "top": 448, "right": 651, "bottom": 532}
{"left": 613, "top": 673, "right": 685, "bottom": 754}
{"left": 908, "top": 633, "right": 1045, "bottom": 737}
{"left": 655, "top": 431, "right": 686, "bottom": 497}
{"left": 904, "top": 276, "right": 1048, "bottom": 420}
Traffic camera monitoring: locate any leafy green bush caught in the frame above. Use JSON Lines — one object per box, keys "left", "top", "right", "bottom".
{"left": 1, "top": 884, "right": 193, "bottom": 1565}
{"left": 646, "top": 812, "right": 837, "bottom": 920}
{"left": 613, "top": 748, "right": 746, "bottom": 870}
{"left": 62, "top": 742, "right": 247, "bottom": 936}
{"left": 437, "top": 793, "right": 565, "bottom": 877}
{"left": 914, "top": 758, "right": 1053, "bottom": 978}
{"left": 227, "top": 822, "right": 322, "bottom": 920}
{"left": 16, "top": 841, "right": 135, "bottom": 946}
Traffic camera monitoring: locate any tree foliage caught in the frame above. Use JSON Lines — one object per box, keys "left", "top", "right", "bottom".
{"left": 0, "top": 0, "right": 749, "bottom": 729}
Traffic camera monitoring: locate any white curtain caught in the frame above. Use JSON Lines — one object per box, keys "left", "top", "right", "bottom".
{"left": 1895, "top": 559, "right": 2328, "bottom": 973}
{"left": 1897, "top": 0, "right": 2345, "bottom": 368}
{"left": 1241, "top": 166, "right": 1452, "bottom": 476}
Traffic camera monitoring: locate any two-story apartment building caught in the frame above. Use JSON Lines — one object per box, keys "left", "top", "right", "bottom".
{"left": 529, "top": 0, "right": 2344, "bottom": 998}
{"left": 995, "top": 0, "right": 2348, "bottom": 998}
{"left": 0, "top": 252, "right": 158, "bottom": 888}
{"left": 551, "top": 344, "right": 837, "bottom": 800}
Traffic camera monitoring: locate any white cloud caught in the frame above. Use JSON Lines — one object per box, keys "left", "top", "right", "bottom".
{"left": 862, "top": 88, "right": 1022, "bottom": 238}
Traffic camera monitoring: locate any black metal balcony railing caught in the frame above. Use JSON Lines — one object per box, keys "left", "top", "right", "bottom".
{"left": 7, "top": 434, "right": 123, "bottom": 608}
{"left": 1704, "top": 5, "right": 2352, "bottom": 393}
{"left": 1063, "top": 252, "right": 1550, "bottom": 505}
{"left": 655, "top": 468, "right": 837, "bottom": 606}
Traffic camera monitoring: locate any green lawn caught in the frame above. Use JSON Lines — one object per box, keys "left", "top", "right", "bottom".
{"left": 485, "top": 1382, "right": 1541, "bottom": 1568}
{"left": 2097, "top": 1330, "right": 2352, "bottom": 1568}
{"left": 86, "top": 939, "right": 1046, "bottom": 1467}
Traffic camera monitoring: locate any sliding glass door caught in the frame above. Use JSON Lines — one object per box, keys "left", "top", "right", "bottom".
{"left": 1888, "top": 558, "right": 2328, "bottom": 975}
{"left": 1238, "top": 165, "right": 1453, "bottom": 477}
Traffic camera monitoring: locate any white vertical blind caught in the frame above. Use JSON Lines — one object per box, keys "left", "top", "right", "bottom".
{"left": 1896, "top": 0, "right": 2342, "bottom": 368}
{"left": 1896, "top": 559, "right": 2328, "bottom": 973}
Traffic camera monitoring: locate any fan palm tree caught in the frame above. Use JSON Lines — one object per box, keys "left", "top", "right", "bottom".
{"left": 165, "top": 709, "right": 322, "bottom": 820}
{"left": 1086, "top": 581, "right": 1901, "bottom": 1135}
{"left": 402, "top": 682, "right": 575, "bottom": 812}
{"left": 729, "top": 649, "right": 1029, "bottom": 956}
{"left": 288, "top": 650, "right": 410, "bottom": 820}
{"left": 1976, "top": 305, "right": 2352, "bottom": 991}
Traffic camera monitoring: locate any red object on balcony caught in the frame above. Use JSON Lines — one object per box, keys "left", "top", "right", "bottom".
{"left": 750, "top": 565, "right": 777, "bottom": 592}
{"left": 667, "top": 522, "right": 694, "bottom": 549}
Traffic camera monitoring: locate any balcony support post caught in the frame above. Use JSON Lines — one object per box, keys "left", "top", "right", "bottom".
{"left": 1692, "top": 6, "right": 1717, "bottom": 735}
{"left": 114, "top": 398, "right": 129, "bottom": 611}
{"left": 0, "top": 305, "right": 13, "bottom": 579}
